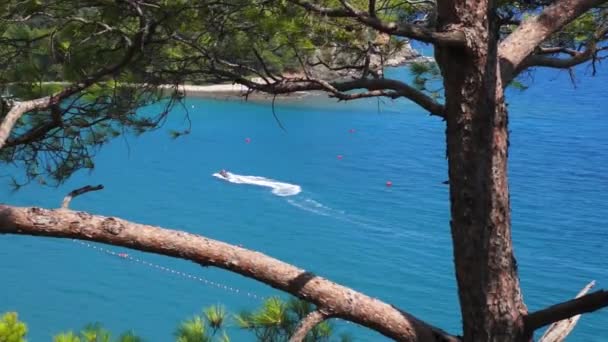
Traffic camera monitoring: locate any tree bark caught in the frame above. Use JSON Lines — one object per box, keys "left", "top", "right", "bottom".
{"left": 288, "top": 310, "right": 327, "bottom": 342}
{"left": 435, "top": 1, "right": 527, "bottom": 341}
{"left": 0, "top": 97, "right": 55, "bottom": 149}
{"left": 499, "top": 0, "right": 608, "bottom": 84}
{"left": 0, "top": 205, "right": 459, "bottom": 342}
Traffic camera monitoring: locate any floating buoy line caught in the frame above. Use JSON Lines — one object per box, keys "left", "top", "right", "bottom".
{"left": 72, "top": 239, "right": 265, "bottom": 301}
{"left": 73, "top": 239, "right": 355, "bottom": 325}
{"left": 72, "top": 239, "right": 355, "bottom": 325}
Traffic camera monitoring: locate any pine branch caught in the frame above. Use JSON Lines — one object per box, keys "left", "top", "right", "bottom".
{"left": 0, "top": 15, "right": 151, "bottom": 150}
{"left": 288, "top": 310, "right": 329, "bottom": 342}
{"left": 287, "top": 0, "right": 464, "bottom": 46}
{"left": 0, "top": 204, "right": 459, "bottom": 342}
{"left": 499, "top": 0, "right": 608, "bottom": 83}
{"left": 61, "top": 185, "right": 104, "bottom": 209}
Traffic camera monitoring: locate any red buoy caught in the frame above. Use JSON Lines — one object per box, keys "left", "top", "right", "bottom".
{"left": 245, "top": 137, "right": 251, "bottom": 143}
{"left": 386, "top": 181, "right": 393, "bottom": 187}
{"left": 337, "top": 155, "right": 343, "bottom": 160}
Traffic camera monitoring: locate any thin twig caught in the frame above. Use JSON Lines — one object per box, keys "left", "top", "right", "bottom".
{"left": 271, "top": 94, "right": 287, "bottom": 132}
{"left": 288, "top": 310, "right": 329, "bottom": 342}
{"left": 61, "top": 184, "right": 104, "bottom": 209}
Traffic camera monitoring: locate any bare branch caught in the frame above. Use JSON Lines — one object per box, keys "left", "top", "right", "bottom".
{"left": 252, "top": 47, "right": 280, "bottom": 82}
{"left": 288, "top": 0, "right": 465, "bottom": 46}
{"left": 0, "top": 204, "right": 459, "bottom": 342}
{"left": 499, "top": 0, "right": 608, "bottom": 83}
{"left": 61, "top": 185, "right": 104, "bottom": 209}
{"left": 288, "top": 310, "right": 329, "bottom": 342}
{"left": 538, "top": 281, "right": 596, "bottom": 342}
{"left": 287, "top": 0, "right": 352, "bottom": 17}
{"left": 2, "top": 103, "right": 66, "bottom": 148}
{"left": 524, "top": 282, "right": 608, "bottom": 334}
{"left": 333, "top": 89, "right": 402, "bottom": 100}
{"left": 521, "top": 49, "right": 598, "bottom": 69}
{"left": 233, "top": 76, "right": 445, "bottom": 117}
{"left": 0, "top": 98, "right": 56, "bottom": 149}
{"left": 537, "top": 46, "right": 580, "bottom": 56}
{"left": 507, "top": 25, "right": 608, "bottom": 81}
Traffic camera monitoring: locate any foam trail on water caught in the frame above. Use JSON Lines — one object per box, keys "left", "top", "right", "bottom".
{"left": 286, "top": 198, "right": 345, "bottom": 217}
{"left": 213, "top": 172, "right": 301, "bottom": 197}
{"left": 287, "top": 197, "right": 392, "bottom": 233}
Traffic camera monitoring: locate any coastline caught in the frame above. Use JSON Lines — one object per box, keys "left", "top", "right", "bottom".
{"left": 167, "top": 83, "right": 315, "bottom": 101}
{"left": 7, "top": 57, "right": 432, "bottom": 102}
{"left": 168, "top": 56, "right": 434, "bottom": 101}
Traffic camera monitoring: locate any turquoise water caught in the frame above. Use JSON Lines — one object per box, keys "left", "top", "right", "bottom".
{"left": 1, "top": 66, "right": 607, "bottom": 341}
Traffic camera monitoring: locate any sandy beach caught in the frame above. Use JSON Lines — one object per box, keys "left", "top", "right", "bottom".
{"left": 165, "top": 82, "right": 314, "bottom": 101}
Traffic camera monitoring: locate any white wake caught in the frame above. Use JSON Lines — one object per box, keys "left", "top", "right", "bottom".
{"left": 213, "top": 172, "right": 301, "bottom": 197}
{"left": 286, "top": 198, "right": 344, "bottom": 217}
{"left": 286, "top": 197, "right": 395, "bottom": 235}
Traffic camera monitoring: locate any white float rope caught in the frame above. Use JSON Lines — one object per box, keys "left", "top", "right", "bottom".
{"left": 72, "top": 239, "right": 265, "bottom": 301}
{"left": 72, "top": 240, "right": 355, "bottom": 325}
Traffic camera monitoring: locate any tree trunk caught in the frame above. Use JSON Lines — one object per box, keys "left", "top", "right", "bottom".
{"left": 435, "top": 1, "right": 528, "bottom": 341}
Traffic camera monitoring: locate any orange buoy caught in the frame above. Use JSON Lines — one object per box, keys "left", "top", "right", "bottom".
{"left": 349, "top": 128, "right": 356, "bottom": 133}
{"left": 337, "top": 155, "right": 343, "bottom": 160}
{"left": 386, "top": 181, "right": 393, "bottom": 187}
{"left": 245, "top": 137, "right": 251, "bottom": 143}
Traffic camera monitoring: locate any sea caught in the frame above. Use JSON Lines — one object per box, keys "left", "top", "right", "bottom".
{"left": 1, "top": 58, "right": 607, "bottom": 340}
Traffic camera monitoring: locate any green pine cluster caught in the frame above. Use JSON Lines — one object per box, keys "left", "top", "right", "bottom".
{"left": 2, "top": 0, "right": 604, "bottom": 187}
{"left": 0, "top": 297, "right": 353, "bottom": 342}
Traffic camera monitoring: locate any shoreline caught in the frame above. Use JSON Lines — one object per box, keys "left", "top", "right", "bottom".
{"left": 168, "top": 83, "right": 315, "bottom": 101}
{"left": 7, "top": 57, "right": 433, "bottom": 102}
{"left": 171, "top": 56, "right": 434, "bottom": 101}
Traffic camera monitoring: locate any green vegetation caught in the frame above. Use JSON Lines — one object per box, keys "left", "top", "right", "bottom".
{"left": 0, "top": 298, "right": 352, "bottom": 342}
{"left": 0, "top": 312, "right": 27, "bottom": 342}
{"left": 1, "top": 1, "right": 604, "bottom": 185}
{"left": 0, "top": 0, "right": 422, "bottom": 187}
{"left": 235, "top": 297, "right": 337, "bottom": 342}
{"left": 53, "top": 323, "right": 142, "bottom": 342}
